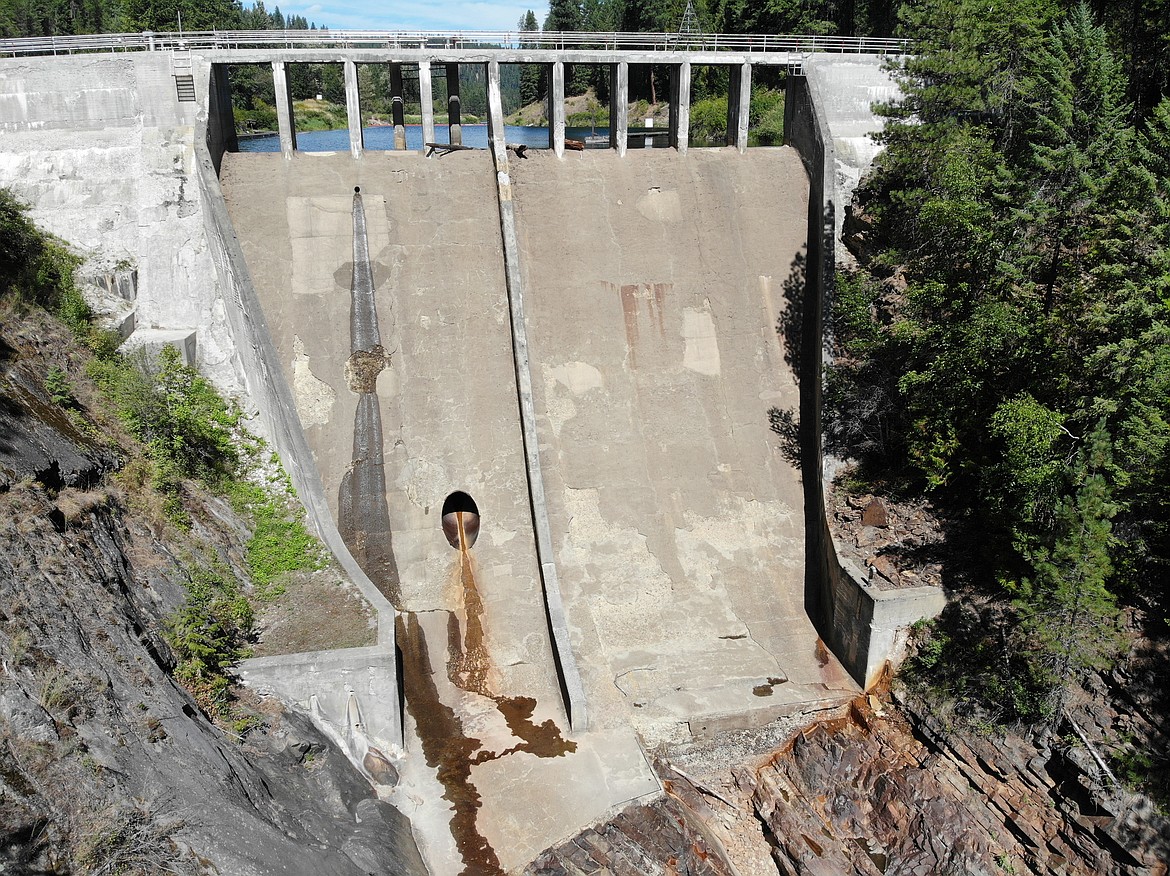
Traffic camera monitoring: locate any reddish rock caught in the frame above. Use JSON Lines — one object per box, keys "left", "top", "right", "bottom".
{"left": 861, "top": 498, "right": 889, "bottom": 527}
{"left": 869, "top": 555, "right": 899, "bottom": 585}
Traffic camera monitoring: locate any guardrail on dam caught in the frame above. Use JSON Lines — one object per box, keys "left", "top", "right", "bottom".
{"left": 0, "top": 40, "right": 945, "bottom": 872}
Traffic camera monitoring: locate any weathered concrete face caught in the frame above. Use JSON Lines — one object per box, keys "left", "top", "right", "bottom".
{"left": 511, "top": 148, "right": 857, "bottom": 746}
{"left": 803, "top": 55, "right": 899, "bottom": 262}
{"left": 219, "top": 151, "right": 660, "bottom": 873}
{"left": 0, "top": 54, "right": 244, "bottom": 397}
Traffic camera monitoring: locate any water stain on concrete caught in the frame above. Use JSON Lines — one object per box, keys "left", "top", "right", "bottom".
{"left": 815, "top": 638, "right": 850, "bottom": 688}
{"left": 448, "top": 547, "right": 493, "bottom": 697}
{"left": 400, "top": 509, "right": 575, "bottom": 874}
{"left": 491, "top": 696, "right": 576, "bottom": 759}
{"left": 752, "top": 676, "right": 788, "bottom": 697}
{"left": 613, "top": 281, "right": 673, "bottom": 366}
{"left": 337, "top": 189, "right": 401, "bottom": 605}
{"left": 619, "top": 282, "right": 640, "bottom": 364}
{"left": 396, "top": 612, "right": 503, "bottom": 876}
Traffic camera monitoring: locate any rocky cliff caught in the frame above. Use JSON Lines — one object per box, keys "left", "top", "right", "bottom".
{"left": 528, "top": 694, "right": 1169, "bottom": 876}
{"left": 0, "top": 307, "right": 424, "bottom": 874}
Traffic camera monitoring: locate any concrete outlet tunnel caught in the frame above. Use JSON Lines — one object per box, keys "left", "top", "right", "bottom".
{"left": 442, "top": 491, "right": 480, "bottom": 550}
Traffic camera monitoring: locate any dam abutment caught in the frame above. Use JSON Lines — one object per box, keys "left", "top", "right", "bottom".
{"left": 785, "top": 58, "right": 947, "bottom": 689}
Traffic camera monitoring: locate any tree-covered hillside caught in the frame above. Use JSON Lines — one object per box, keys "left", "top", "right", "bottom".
{"left": 0, "top": 0, "right": 312, "bottom": 40}
{"left": 826, "top": 0, "right": 1169, "bottom": 805}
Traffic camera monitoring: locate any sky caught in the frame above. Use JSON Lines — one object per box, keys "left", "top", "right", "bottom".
{"left": 260, "top": 0, "right": 552, "bottom": 32}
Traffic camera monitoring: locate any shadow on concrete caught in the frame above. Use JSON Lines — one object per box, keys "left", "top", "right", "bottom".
{"left": 768, "top": 246, "right": 809, "bottom": 470}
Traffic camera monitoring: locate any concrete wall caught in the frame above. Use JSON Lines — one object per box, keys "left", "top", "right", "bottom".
{"left": 509, "top": 149, "right": 846, "bottom": 747}
{"left": 785, "top": 57, "right": 945, "bottom": 690}
{"left": 0, "top": 54, "right": 243, "bottom": 394}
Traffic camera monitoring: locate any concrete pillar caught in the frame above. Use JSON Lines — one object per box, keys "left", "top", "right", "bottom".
{"left": 445, "top": 63, "right": 461, "bottom": 145}
{"left": 670, "top": 61, "right": 691, "bottom": 154}
{"left": 551, "top": 61, "right": 565, "bottom": 157}
{"left": 486, "top": 60, "right": 508, "bottom": 166}
{"left": 271, "top": 60, "right": 296, "bottom": 157}
{"left": 727, "top": 61, "right": 751, "bottom": 152}
{"left": 418, "top": 60, "right": 435, "bottom": 152}
{"left": 210, "top": 63, "right": 238, "bottom": 156}
{"left": 344, "top": 59, "right": 363, "bottom": 158}
{"left": 609, "top": 61, "right": 628, "bottom": 156}
{"left": 389, "top": 63, "right": 407, "bottom": 150}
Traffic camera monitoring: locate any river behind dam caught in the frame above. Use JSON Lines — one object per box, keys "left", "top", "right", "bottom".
{"left": 237, "top": 123, "right": 613, "bottom": 152}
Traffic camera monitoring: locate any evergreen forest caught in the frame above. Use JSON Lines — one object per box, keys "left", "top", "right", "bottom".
{"left": 820, "top": 0, "right": 1170, "bottom": 814}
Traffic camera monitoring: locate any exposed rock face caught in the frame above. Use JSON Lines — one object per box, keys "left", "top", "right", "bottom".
{"left": 0, "top": 357, "right": 117, "bottom": 491}
{"left": 742, "top": 698, "right": 1168, "bottom": 876}
{"left": 525, "top": 796, "right": 737, "bottom": 876}
{"left": 527, "top": 695, "right": 1168, "bottom": 876}
{"left": 0, "top": 317, "right": 425, "bottom": 875}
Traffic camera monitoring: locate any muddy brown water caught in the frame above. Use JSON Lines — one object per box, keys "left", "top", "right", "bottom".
{"left": 396, "top": 525, "right": 575, "bottom": 875}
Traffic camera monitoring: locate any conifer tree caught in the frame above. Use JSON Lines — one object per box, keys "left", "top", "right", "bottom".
{"left": 1012, "top": 426, "right": 1124, "bottom": 719}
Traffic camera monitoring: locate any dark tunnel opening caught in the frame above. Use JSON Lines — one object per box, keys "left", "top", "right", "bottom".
{"left": 441, "top": 491, "right": 481, "bottom": 550}
{"left": 442, "top": 491, "right": 479, "bottom": 517}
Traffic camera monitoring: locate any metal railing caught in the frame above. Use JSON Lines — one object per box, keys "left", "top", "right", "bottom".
{"left": 0, "top": 29, "right": 909, "bottom": 57}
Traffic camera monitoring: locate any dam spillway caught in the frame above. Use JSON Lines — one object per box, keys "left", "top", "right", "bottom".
{"left": 219, "top": 145, "right": 857, "bottom": 869}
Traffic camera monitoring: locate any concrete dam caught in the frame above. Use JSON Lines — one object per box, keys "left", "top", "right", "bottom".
{"left": 0, "top": 40, "right": 944, "bottom": 873}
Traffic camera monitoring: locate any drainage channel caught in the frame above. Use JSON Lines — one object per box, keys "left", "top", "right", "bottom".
{"left": 338, "top": 186, "right": 401, "bottom": 607}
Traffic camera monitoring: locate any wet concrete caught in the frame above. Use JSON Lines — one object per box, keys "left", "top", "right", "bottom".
{"left": 337, "top": 189, "right": 401, "bottom": 605}
{"left": 396, "top": 612, "right": 502, "bottom": 876}
{"left": 396, "top": 533, "right": 577, "bottom": 875}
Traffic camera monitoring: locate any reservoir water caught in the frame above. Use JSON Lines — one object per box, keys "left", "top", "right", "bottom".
{"left": 237, "top": 123, "right": 611, "bottom": 152}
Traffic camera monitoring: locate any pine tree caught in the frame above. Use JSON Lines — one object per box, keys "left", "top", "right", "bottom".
{"left": 1011, "top": 2, "right": 1132, "bottom": 314}
{"left": 518, "top": 10, "right": 545, "bottom": 108}
{"left": 1012, "top": 426, "right": 1124, "bottom": 719}
{"left": 543, "top": 0, "right": 581, "bottom": 31}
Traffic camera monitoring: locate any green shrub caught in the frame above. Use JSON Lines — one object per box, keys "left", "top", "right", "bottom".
{"left": 234, "top": 98, "right": 278, "bottom": 133}
{"left": 228, "top": 478, "right": 327, "bottom": 597}
{"left": 165, "top": 565, "right": 253, "bottom": 719}
{"left": 1, "top": 190, "right": 79, "bottom": 308}
{"left": 45, "top": 367, "right": 75, "bottom": 407}
{"left": 689, "top": 96, "right": 729, "bottom": 146}
{"left": 88, "top": 346, "right": 240, "bottom": 486}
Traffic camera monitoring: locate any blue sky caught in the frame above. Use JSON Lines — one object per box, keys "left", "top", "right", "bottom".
{"left": 264, "top": 0, "right": 551, "bottom": 31}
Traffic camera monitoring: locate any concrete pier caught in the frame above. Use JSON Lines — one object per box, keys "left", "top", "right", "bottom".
{"left": 445, "top": 63, "right": 461, "bottom": 145}
{"left": 418, "top": 60, "right": 434, "bottom": 151}
{"left": 610, "top": 61, "right": 628, "bottom": 155}
{"left": 728, "top": 61, "right": 751, "bottom": 151}
{"left": 343, "top": 59, "right": 362, "bottom": 158}
{"left": 389, "top": 63, "right": 407, "bottom": 150}
{"left": 271, "top": 59, "right": 296, "bottom": 156}
{"left": 670, "top": 60, "right": 691, "bottom": 153}
{"left": 550, "top": 61, "right": 565, "bottom": 156}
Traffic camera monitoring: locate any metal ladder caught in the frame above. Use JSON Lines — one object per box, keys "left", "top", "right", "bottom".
{"left": 172, "top": 50, "right": 196, "bottom": 102}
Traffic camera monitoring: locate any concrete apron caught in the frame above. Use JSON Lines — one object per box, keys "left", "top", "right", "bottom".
{"left": 219, "top": 150, "right": 660, "bottom": 874}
